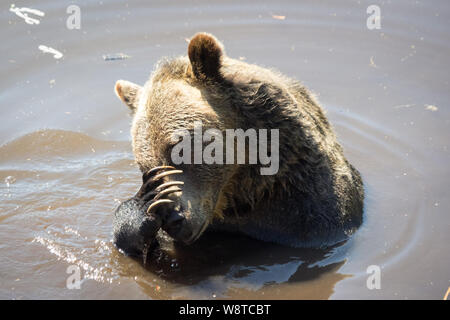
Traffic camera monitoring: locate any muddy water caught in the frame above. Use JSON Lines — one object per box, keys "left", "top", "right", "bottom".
{"left": 1, "top": 0, "right": 449, "bottom": 299}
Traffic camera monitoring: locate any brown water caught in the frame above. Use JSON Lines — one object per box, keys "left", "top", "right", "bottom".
{"left": 1, "top": 0, "right": 449, "bottom": 299}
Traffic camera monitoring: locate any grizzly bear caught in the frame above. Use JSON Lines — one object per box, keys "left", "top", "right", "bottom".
{"left": 112, "top": 33, "right": 364, "bottom": 259}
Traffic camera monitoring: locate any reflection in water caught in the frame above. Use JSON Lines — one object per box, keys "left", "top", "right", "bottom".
{"left": 131, "top": 232, "right": 350, "bottom": 299}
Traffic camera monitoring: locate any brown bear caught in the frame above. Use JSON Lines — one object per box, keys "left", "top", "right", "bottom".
{"left": 112, "top": 33, "right": 364, "bottom": 259}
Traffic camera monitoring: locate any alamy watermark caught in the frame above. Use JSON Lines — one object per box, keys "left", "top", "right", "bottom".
{"left": 366, "top": 265, "right": 381, "bottom": 290}
{"left": 66, "top": 265, "right": 81, "bottom": 289}
{"left": 170, "top": 121, "right": 279, "bottom": 175}
{"left": 367, "top": 5, "right": 381, "bottom": 30}
{"left": 66, "top": 5, "right": 81, "bottom": 30}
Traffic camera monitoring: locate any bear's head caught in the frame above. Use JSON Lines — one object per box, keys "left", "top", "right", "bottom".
{"left": 113, "top": 33, "right": 288, "bottom": 256}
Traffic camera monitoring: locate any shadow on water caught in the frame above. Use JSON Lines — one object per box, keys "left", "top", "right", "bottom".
{"left": 124, "top": 230, "right": 350, "bottom": 299}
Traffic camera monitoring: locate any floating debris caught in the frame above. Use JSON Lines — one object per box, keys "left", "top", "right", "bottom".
{"left": 369, "top": 56, "right": 379, "bottom": 68}
{"left": 272, "top": 15, "right": 286, "bottom": 20}
{"left": 38, "top": 45, "right": 63, "bottom": 59}
{"left": 10, "top": 4, "right": 44, "bottom": 25}
{"left": 102, "top": 53, "right": 130, "bottom": 61}
{"left": 394, "top": 104, "right": 414, "bottom": 109}
{"left": 444, "top": 287, "right": 450, "bottom": 300}
{"left": 425, "top": 104, "right": 438, "bottom": 112}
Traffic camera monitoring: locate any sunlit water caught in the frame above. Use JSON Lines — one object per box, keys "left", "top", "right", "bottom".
{"left": 1, "top": 0, "right": 449, "bottom": 299}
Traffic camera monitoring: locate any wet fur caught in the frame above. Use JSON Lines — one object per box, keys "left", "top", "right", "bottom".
{"left": 115, "top": 33, "right": 364, "bottom": 249}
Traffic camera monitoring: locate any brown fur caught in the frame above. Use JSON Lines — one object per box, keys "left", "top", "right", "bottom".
{"left": 188, "top": 33, "right": 224, "bottom": 81}
{"left": 113, "top": 33, "right": 364, "bottom": 249}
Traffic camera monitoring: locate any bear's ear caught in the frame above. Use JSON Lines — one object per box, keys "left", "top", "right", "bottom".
{"left": 188, "top": 33, "right": 224, "bottom": 82}
{"left": 114, "top": 80, "right": 141, "bottom": 112}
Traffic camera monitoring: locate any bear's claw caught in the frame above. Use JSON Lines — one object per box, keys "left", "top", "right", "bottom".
{"left": 146, "top": 199, "right": 174, "bottom": 215}
{"left": 155, "top": 181, "right": 184, "bottom": 192}
{"left": 154, "top": 186, "right": 183, "bottom": 200}
{"left": 152, "top": 169, "right": 183, "bottom": 181}
{"left": 140, "top": 166, "right": 184, "bottom": 217}
{"left": 137, "top": 166, "right": 183, "bottom": 204}
{"left": 143, "top": 165, "right": 175, "bottom": 177}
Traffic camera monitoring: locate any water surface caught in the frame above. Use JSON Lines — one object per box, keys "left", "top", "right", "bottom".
{"left": 1, "top": 0, "right": 449, "bottom": 299}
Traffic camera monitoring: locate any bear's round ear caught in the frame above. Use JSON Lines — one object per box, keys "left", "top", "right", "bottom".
{"left": 115, "top": 80, "right": 141, "bottom": 113}
{"left": 188, "top": 33, "right": 224, "bottom": 82}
